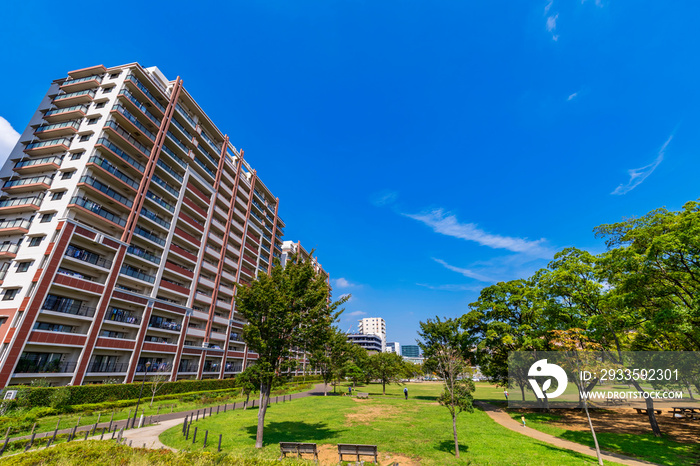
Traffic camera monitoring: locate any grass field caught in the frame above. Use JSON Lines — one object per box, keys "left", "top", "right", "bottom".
{"left": 160, "top": 382, "right": 620, "bottom": 465}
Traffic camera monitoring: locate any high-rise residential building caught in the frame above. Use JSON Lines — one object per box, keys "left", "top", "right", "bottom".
{"left": 280, "top": 240, "right": 327, "bottom": 278}
{"left": 0, "top": 63, "right": 296, "bottom": 388}
{"left": 346, "top": 333, "right": 382, "bottom": 353}
{"left": 401, "top": 345, "right": 420, "bottom": 358}
{"left": 358, "top": 317, "right": 386, "bottom": 352}
{"left": 385, "top": 341, "right": 401, "bottom": 355}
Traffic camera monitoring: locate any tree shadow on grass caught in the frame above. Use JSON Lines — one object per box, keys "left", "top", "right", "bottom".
{"left": 245, "top": 421, "right": 343, "bottom": 446}
{"left": 435, "top": 439, "right": 469, "bottom": 456}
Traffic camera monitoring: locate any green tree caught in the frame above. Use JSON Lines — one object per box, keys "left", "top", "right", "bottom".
{"left": 418, "top": 317, "right": 474, "bottom": 459}
{"left": 234, "top": 365, "right": 261, "bottom": 409}
{"left": 237, "top": 255, "right": 348, "bottom": 448}
{"left": 367, "top": 352, "right": 406, "bottom": 395}
{"left": 310, "top": 327, "right": 353, "bottom": 395}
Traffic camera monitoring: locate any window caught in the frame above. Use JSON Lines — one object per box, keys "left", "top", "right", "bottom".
{"left": 29, "top": 236, "right": 44, "bottom": 247}
{"left": 102, "top": 86, "right": 114, "bottom": 94}
{"left": 51, "top": 191, "right": 65, "bottom": 201}
{"left": 61, "top": 171, "right": 74, "bottom": 180}
{"left": 79, "top": 134, "right": 91, "bottom": 142}
{"left": 95, "top": 102, "right": 106, "bottom": 109}
{"left": 87, "top": 118, "right": 98, "bottom": 125}
{"left": 2, "top": 289, "right": 19, "bottom": 301}
{"left": 110, "top": 72, "right": 120, "bottom": 79}
{"left": 71, "top": 151, "right": 84, "bottom": 160}
{"left": 39, "top": 213, "right": 55, "bottom": 223}
{"left": 17, "top": 262, "right": 32, "bottom": 273}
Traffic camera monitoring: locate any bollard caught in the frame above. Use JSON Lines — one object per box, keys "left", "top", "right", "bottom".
{"left": 117, "top": 427, "right": 123, "bottom": 443}
{"left": 46, "top": 438, "right": 53, "bottom": 449}
{"left": 157, "top": 406, "right": 161, "bottom": 415}
{"left": 186, "top": 423, "right": 190, "bottom": 440}
{"left": 129, "top": 440, "right": 132, "bottom": 447}
{"left": 209, "top": 407, "right": 212, "bottom": 417}
{"left": 100, "top": 427, "right": 106, "bottom": 441}
{"left": 111, "top": 430, "right": 116, "bottom": 440}
{"left": 196, "top": 410, "right": 199, "bottom": 421}
{"left": 0, "top": 436, "right": 9, "bottom": 456}
{"left": 183, "top": 416, "right": 188, "bottom": 435}
{"left": 216, "top": 405, "right": 219, "bottom": 415}
{"left": 203, "top": 408, "right": 206, "bottom": 419}
{"left": 84, "top": 430, "right": 89, "bottom": 441}
{"left": 218, "top": 434, "right": 222, "bottom": 452}
{"left": 138, "top": 414, "right": 144, "bottom": 428}
{"left": 192, "top": 427, "right": 198, "bottom": 444}
{"left": 108, "top": 411, "right": 114, "bottom": 432}
{"left": 127, "top": 409, "right": 132, "bottom": 427}
{"left": 224, "top": 404, "right": 227, "bottom": 413}
{"left": 203, "top": 430, "right": 208, "bottom": 448}
{"left": 24, "top": 431, "right": 36, "bottom": 452}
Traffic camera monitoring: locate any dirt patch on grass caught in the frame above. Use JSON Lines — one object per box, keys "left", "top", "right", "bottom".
{"left": 517, "top": 407, "right": 700, "bottom": 443}
{"left": 351, "top": 397, "right": 369, "bottom": 402}
{"left": 345, "top": 404, "right": 395, "bottom": 425}
{"left": 316, "top": 444, "right": 420, "bottom": 466}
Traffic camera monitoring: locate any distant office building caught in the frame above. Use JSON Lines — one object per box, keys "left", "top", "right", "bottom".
{"left": 385, "top": 342, "right": 401, "bottom": 354}
{"left": 358, "top": 317, "right": 386, "bottom": 351}
{"left": 402, "top": 345, "right": 420, "bottom": 358}
{"left": 347, "top": 333, "right": 382, "bottom": 353}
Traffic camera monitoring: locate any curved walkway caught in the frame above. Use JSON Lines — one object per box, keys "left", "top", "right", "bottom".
{"left": 475, "top": 401, "right": 660, "bottom": 466}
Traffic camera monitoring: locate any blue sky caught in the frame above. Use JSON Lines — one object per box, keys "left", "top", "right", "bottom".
{"left": 1, "top": 1, "right": 699, "bottom": 346}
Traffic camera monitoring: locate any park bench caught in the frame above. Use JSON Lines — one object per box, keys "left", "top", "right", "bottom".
{"left": 605, "top": 397, "right": 627, "bottom": 406}
{"left": 634, "top": 408, "right": 662, "bottom": 415}
{"left": 338, "top": 443, "right": 378, "bottom": 464}
{"left": 356, "top": 392, "right": 369, "bottom": 399}
{"left": 279, "top": 442, "right": 318, "bottom": 462}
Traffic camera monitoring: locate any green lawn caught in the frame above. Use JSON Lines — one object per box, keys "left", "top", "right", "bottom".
{"left": 160, "top": 382, "right": 619, "bottom": 465}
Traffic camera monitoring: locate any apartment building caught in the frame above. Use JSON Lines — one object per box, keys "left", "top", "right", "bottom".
{"left": 280, "top": 240, "right": 327, "bottom": 278}
{"left": 385, "top": 341, "right": 401, "bottom": 355}
{"left": 358, "top": 317, "right": 386, "bottom": 351}
{"left": 0, "top": 63, "right": 289, "bottom": 388}
{"left": 346, "top": 333, "right": 383, "bottom": 354}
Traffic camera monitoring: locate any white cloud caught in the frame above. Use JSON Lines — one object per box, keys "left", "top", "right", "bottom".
{"left": 0, "top": 117, "right": 20, "bottom": 161}
{"left": 403, "top": 209, "right": 552, "bottom": 258}
{"left": 567, "top": 92, "right": 578, "bottom": 101}
{"left": 416, "top": 283, "right": 483, "bottom": 292}
{"left": 347, "top": 310, "right": 366, "bottom": 317}
{"left": 611, "top": 135, "right": 672, "bottom": 195}
{"left": 332, "top": 277, "right": 357, "bottom": 289}
{"left": 544, "top": 0, "right": 554, "bottom": 13}
{"left": 433, "top": 258, "right": 495, "bottom": 282}
{"left": 371, "top": 190, "right": 398, "bottom": 207}
{"left": 546, "top": 14, "right": 559, "bottom": 41}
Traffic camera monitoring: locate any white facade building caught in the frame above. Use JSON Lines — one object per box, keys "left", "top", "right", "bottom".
{"left": 358, "top": 317, "right": 386, "bottom": 352}
{"left": 385, "top": 341, "right": 401, "bottom": 355}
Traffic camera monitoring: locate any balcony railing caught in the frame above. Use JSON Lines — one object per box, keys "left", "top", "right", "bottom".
{"left": 170, "top": 117, "right": 193, "bottom": 141}
{"left": 14, "top": 156, "right": 63, "bottom": 171}
{"left": 120, "top": 264, "right": 156, "bottom": 283}
{"left": 88, "top": 361, "right": 128, "bottom": 373}
{"left": 127, "top": 245, "right": 161, "bottom": 265}
{"left": 135, "top": 362, "right": 171, "bottom": 373}
{"left": 166, "top": 132, "right": 189, "bottom": 155}
{"left": 193, "top": 157, "right": 215, "bottom": 179}
{"left": 151, "top": 175, "right": 179, "bottom": 198}
{"left": 112, "top": 104, "right": 155, "bottom": 141}
{"left": 200, "top": 130, "right": 222, "bottom": 155}
{"left": 54, "top": 89, "right": 95, "bottom": 102}
{"left": 160, "top": 144, "right": 187, "bottom": 168}
{"left": 15, "top": 360, "right": 77, "bottom": 374}
{"left": 0, "top": 195, "right": 43, "bottom": 209}
{"left": 44, "top": 105, "right": 87, "bottom": 118}
{"left": 69, "top": 196, "right": 126, "bottom": 227}
{"left": 65, "top": 244, "right": 113, "bottom": 269}
{"left": 79, "top": 175, "right": 133, "bottom": 207}
{"left": 118, "top": 89, "right": 160, "bottom": 126}
{"left": 104, "top": 120, "right": 151, "bottom": 158}
{"left": 62, "top": 75, "right": 103, "bottom": 87}
{"left": 125, "top": 75, "right": 166, "bottom": 112}
{"left": 87, "top": 156, "right": 139, "bottom": 189}
{"left": 149, "top": 319, "right": 182, "bottom": 331}
{"left": 3, "top": 175, "right": 53, "bottom": 189}
{"left": 156, "top": 159, "right": 183, "bottom": 183}
{"left": 140, "top": 207, "right": 171, "bottom": 229}
{"left": 0, "top": 218, "right": 31, "bottom": 230}
{"left": 25, "top": 138, "right": 71, "bottom": 151}
{"left": 224, "top": 363, "right": 243, "bottom": 373}
{"left": 134, "top": 226, "right": 166, "bottom": 246}
{"left": 106, "top": 307, "right": 139, "bottom": 324}
{"left": 145, "top": 191, "right": 174, "bottom": 212}
{"left": 0, "top": 243, "right": 19, "bottom": 255}
{"left": 96, "top": 137, "right": 145, "bottom": 172}
{"left": 175, "top": 104, "right": 197, "bottom": 129}
{"left": 35, "top": 120, "right": 80, "bottom": 134}
{"left": 42, "top": 295, "right": 95, "bottom": 317}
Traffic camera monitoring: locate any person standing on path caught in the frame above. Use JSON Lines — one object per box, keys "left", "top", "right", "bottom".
{"left": 504, "top": 389, "right": 509, "bottom": 401}
{"left": 404, "top": 387, "right": 408, "bottom": 400}
{"left": 348, "top": 386, "right": 352, "bottom": 396}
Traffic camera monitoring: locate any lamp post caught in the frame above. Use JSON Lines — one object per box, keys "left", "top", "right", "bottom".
{"left": 132, "top": 361, "right": 150, "bottom": 428}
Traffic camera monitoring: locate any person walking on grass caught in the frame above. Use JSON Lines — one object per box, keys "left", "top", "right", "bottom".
{"left": 404, "top": 387, "right": 408, "bottom": 400}
{"left": 504, "top": 389, "right": 509, "bottom": 401}
{"left": 348, "top": 386, "right": 352, "bottom": 397}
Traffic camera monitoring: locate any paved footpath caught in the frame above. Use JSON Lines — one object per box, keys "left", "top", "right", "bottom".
{"left": 475, "top": 401, "right": 660, "bottom": 466}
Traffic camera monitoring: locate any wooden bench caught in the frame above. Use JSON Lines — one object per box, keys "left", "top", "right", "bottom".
{"left": 356, "top": 392, "right": 369, "bottom": 399}
{"left": 279, "top": 442, "right": 318, "bottom": 462}
{"left": 338, "top": 443, "right": 378, "bottom": 463}
{"left": 635, "top": 408, "right": 662, "bottom": 415}
{"left": 605, "top": 397, "right": 627, "bottom": 406}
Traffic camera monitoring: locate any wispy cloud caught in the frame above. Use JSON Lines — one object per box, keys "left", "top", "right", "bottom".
{"left": 0, "top": 117, "right": 20, "bottom": 162}
{"left": 332, "top": 277, "right": 358, "bottom": 289}
{"left": 416, "top": 282, "right": 484, "bottom": 292}
{"left": 611, "top": 135, "right": 673, "bottom": 195}
{"left": 544, "top": 1, "right": 559, "bottom": 41}
{"left": 433, "top": 258, "right": 495, "bottom": 282}
{"left": 347, "top": 310, "right": 366, "bottom": 317}
{"left": 567, "top": 92, "right": 578, "bottom": 101}
{"left": 404, "top": 209, "right": 552, "bottom": 258}
{"left": 370, "top": 189, "right": 399, "bottom": 207}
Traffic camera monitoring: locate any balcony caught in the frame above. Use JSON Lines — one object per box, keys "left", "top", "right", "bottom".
{"left": 64, "top": 244, "right": 113, "bottom": 269}
{"left": 43, "top": 105, "right": 87, "bottom": 123}
{"left": 170, "top": 116, "right": 193, "bottom": 141}
{"left": 14, "top": 360, "right": 77, "bottom": 374}
{"left": 200, "top": 130, "right": 222, "bottom": 155}
{"left": 127, "top": 245, "right": 161, "bottom": 265}
{"left": 34, "top": 120, "right": 81, "bottom": 139}
{"left": 0, "top": 243, "right": 19, "bottom": 259}
{"left": 118, "top": 89, "right": 160, "bottom": 126}
{"left": 166, "top": 132, "right": 189, "bottom": 156}
{"left": 124, "top": 75, "right": 166, "bottom": 113}
{"left": 149, "top": 319, "right": 182, "bottom": 332}
{"left": 105, "top": 307, "right": 139, "bottom": 325}
{"left": 87, "top": 361, "right": 128, "bottom": 373}
{"left": 95, "top": 137, "right": 145, "bottom": 173}
{"left": 53, "top": 89, "right": 95, "bottom": 107}
{"left": 0, "top": 195, "right": 43, "bottom": 214}
{"left": 151, "top": 175, "right": 179, "bottom": 198}
{"left": 155, "top": 159, "right": 183, "bottom": 183}
{"left": 13, "top": 155, "right": 62, "bottom": 175}
{"left": 60, "top": 75, "right": 102, "bottom": 92}
{"left": 136, "top": 362, "right": 171, "bottom": 373}
{"left": 145, "top": 190, "right": 175, "bottom": 213}
{"left": 2, "top": 175, "right": 53, "bottom": 194}
{"left": 134, "top": 226, "right": 166, "bottom": 246}
{"left": 103, "top": 120, "right": 151, "bottom": 160}
{"left": 0, "top": 218, "right": 30, "bottom": 235}
{"left": 120, "top": 264, "right": 156, "bottom": 284}
{"left": 160, "top": 144, "right": 188, "bottom": 169}
{"left": 78, "top": 175, "right": 133, "bottom": 208}
{"left": 86, "top": 156, "right": 139, "bottom": 190}
{"left": 139, "top": 207, "right": 171, "bottom": 230}
{"left": 193, "top": 157, "right": 215, "bottom": 180}
{"left": 42, "top": 294, "right": 96, "bottom": 318}
{"left": 24, "top": 138, "right": 70, "bottom": 155}
{"left": 111, "top": 104, "right": 156, "bottom": 141}
{"left": 68, "top": 196, "right": 127, "bottom": 227}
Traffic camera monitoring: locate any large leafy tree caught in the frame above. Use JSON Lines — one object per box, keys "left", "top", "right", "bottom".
{"left": 418, "top": 317, "right": 474, "bottom": 459}
{"left": 310, "top": 327, "right": 353, "bottom": 395}
{"left": 367, "top": 352, "right": 407, "bottom": 395}
{"left": 237, "top": 255, "right": 348, "bottom": 448}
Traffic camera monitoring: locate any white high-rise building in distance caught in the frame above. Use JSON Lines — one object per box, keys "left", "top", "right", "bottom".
{"left": 358, "top": 317, "right": 386, "bottom": 352}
